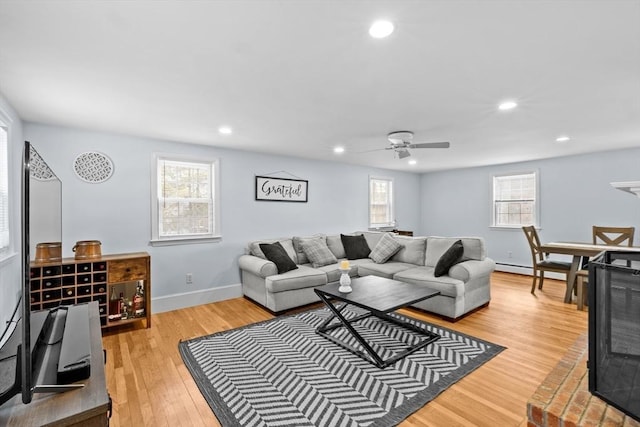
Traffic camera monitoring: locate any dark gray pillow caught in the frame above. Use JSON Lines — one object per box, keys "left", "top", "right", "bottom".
{"left": 434, "top": 239, "right": 464, "bottom": 277}
{"left": 259, "top": 242, "right": 298, "bottom": 274}
{"left": 340, "top": 234, "right": 371, "bottom": 260}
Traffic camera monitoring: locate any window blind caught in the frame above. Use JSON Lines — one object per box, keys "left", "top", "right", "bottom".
{"left": 157, "top": 158, "right": 214, "bottom": 237}
{"left": 369, "top": 177, "right": 394, "bottom": 228}
{"left": 0, "top": 126, "right": 9, "bottom": 251}
{"left": 492, "top": 172, "right": 537, "bottom": 227}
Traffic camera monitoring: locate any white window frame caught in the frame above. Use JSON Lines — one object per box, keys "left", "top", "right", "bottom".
{"left": 150, "top": 153, "right": 221, "bottom": 246}
{"left": 369, "top": 175, "right": 395, "bottom": 229}
{"left": 0, "top": 111, "right": 12, "bottom": 260}
{"left": 491, "top": 170, "right": 539, "bottom": 229}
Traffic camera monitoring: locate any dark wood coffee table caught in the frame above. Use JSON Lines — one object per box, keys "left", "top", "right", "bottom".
{"left": 314, "top": 275, "right": 441, "bottom": 368}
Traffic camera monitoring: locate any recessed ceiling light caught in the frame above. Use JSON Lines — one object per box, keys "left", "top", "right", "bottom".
{"left": 333, "top": 146, "right": 345, "bottom": 154}
{"left": 369, "top": 20, "right": 394, "bottom": 38}
{"left": 498, "top": 101, "right": 518, "bottom": 111}
{"left": 408, "top": 159, "right": 417, "bottom": 165}
{"left": 556, "top": 136, "right": 570, "bottom": 142}
{"left": 218, "top": 126, "right": 232, "bottom": 135}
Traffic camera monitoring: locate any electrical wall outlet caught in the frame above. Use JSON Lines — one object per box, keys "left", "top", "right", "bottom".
{"left": 186, "top": 273, "right": 193, "bottom": 284}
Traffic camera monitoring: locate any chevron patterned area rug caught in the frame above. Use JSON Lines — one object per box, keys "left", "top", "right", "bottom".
{"left": 179, "top": 307, "right": 505, "bottom": 427}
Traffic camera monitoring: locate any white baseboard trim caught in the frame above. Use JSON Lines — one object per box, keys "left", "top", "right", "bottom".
{"left": 151, "top": 283, "right": 243, "bottom": 314}
{"left": 495, "top": 263, "right": 566, "bottom": 280}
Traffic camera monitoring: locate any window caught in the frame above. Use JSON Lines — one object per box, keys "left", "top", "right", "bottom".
{"left": 151, "top": 154, "right": 220, "bottom": 244}
{"left": 369, "top": 176, "right": 394, "bottom": 228}
{"left": 0, "top": 125, "right": 8, "bottom": 254}
{"left": 492, "top": 171, "right": 538, "bottom": 227}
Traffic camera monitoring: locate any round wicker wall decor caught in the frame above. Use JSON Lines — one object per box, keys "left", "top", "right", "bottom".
{"left": 73, "top": 151, "right": 114, "bottom": 183}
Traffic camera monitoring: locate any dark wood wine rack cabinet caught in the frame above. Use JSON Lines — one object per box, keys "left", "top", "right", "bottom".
{"left": 30, "top": 252, "right": 151, "bottom": 330}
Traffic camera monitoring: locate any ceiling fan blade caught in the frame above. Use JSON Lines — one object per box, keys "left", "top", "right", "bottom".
{"left": 408, "top": 142, "right": 450, "bottom": 149}
{"left": 397, "top": 149, "right": 411, "bottom": 159}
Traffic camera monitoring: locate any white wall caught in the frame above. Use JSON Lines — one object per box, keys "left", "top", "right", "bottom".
{"left": 0, "top": 95, "right": 24, "bottom": 345}
{"left": 15, "top": 120, "right": 640, "bottom": 314}
{"left": 420, "top": 148, "right": 640, "bottom": 270}
{"left": 24, "top": 122, "right": 422, "bottom": 312}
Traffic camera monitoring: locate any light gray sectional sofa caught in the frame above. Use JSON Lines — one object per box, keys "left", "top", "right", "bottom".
{"left": 238, "top": 231, "right": 496, "bottom": 321}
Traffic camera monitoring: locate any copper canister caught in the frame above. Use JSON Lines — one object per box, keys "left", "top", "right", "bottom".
{"left": 34, "top": 242, "right": 62, "bottom": 262}
{"left": 73, "top": 240, "right": 102, "bottom": 259}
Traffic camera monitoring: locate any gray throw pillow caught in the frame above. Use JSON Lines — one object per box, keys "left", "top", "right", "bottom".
{"left": 369, "top": 233, "right": 403, "bottom": 263}
{"left": 301, "top": 239, "right": 338, "bottom": 268}
{"left": 292, "top": 235, "right": 325, "bottom": 265}
{"left": 341, "top": 234, "right": 371, "bottom": 259}
{"left": 434, "top": 240, "right": 464, "bottom": 277}
{"left": 259, "top": 242, "right": 298, "bottom": 274}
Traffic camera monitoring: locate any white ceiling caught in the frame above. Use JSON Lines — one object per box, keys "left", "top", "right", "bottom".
{"left": 0, "top": 0, "right": 639, "bottom": 173}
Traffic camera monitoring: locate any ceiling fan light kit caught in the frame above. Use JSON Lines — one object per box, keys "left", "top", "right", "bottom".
{"left": 397, "top": 149, "right": 411, "bottom": 159}
{"left": 387, "top": 130, "right": 414, "bottom": 145}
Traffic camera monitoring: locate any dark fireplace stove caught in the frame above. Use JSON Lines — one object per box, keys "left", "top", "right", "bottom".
{"left": 589, "top": 250, "right": 640, "bottom": 421}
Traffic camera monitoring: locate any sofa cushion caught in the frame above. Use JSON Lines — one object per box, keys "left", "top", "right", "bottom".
{"left": 250, "top": 238, "right": 297, "bottom": 264}
{"left": 293, "top": 235, "right": 325, "bottom": 265}
{"left": 425, "top": 236, "right": 486, "bottom": 267}
{"left": 434, "top": 240, "right": 464, "bottom": 277}
{"left": 265, "top": 265, "right": 327, "bottom": 293}
{"left": 369, "top": 233, "right": 403, "bottom": 263}
{"left": 259, "top": 242, "right": 298, "bottom": 274}
{"left": 301, "top": 238, "right": 338, "bottom": 268}
{"left": 359, "top": 231, "right": 385, "bottom": 250}
{"left": 358, "top": 261, "right": 415, "bottom": 279}
{"left": 316, "top": 258, "right": 374, "bottom": 282}
{"left": 341, "top": 234, "right": 371, "bottom": 259}
{"left": 393, "top": 266, "right": 464, "bottom": 298}
{"left": 326, "top": 235, "right": 346, "bottom": 259}
{"left": 390, "top": 236, "right": 427, "bottom": 266}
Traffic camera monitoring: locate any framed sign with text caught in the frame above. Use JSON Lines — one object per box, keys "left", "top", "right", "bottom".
{"left": 255, "top": 175, "right": 308, "bottom": 202}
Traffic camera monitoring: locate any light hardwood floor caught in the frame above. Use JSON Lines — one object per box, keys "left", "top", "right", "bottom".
{"left": 102, "top": 272, "right": 588, "bottom": 426}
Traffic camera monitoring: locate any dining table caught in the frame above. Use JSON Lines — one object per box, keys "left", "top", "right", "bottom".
{"left": 539, "top": 242, "right": 640, "bottom": 303}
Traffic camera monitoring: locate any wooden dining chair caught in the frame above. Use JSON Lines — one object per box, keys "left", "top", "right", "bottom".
{"left": 578, "top": 226, "right": 636, "bottom": 309}
{"left": 522, "top": 226, "right": 573, "bottom": 294}
{"left": 576, "top": 269, "right": 589, "bottom": 311}
{"left": 592, "top": 226, "right": 635, "bottom": 246}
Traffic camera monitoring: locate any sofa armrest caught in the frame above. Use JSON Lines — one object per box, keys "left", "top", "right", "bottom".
{"left": 448, "top": 258, "right": 496, "bottom": 282}
{"left": 239, "top": 254, "right": 278, "bottom": 278}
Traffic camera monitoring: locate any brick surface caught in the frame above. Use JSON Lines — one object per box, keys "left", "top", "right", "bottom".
{"left": 526, "top": 332, "right": 635, "bottom": 427}
{"left": 623, "top": 416, "right": 640, "bottom": 427}
{"left": 601, "top": 406, "right": 625, "bottom": 427}
{"left": 529, "top": 402, "right": 544, "bottom": 426}
{"left": 581, "top": 396, "right": 607, "bottom": 426}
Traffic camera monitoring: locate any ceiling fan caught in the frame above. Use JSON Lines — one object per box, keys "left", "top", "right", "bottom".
{"left": 384, "top": 131, "right": 450, "bottom": 159}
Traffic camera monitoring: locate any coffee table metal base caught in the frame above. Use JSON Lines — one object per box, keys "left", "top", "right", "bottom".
{"left": 315, "top": 293, "right": 441, "bottom": 369}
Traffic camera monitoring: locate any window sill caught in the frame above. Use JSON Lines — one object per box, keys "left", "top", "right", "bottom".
{"left": 490, "top": 225, "right": 540, "bottom": 231}
{"left": 149, "top": 235, "right": 222, "bottom": 247}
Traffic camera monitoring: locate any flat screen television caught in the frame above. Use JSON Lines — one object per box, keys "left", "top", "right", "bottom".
{"left": 0, "top": 141, "right": 63, "bottom": 406}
